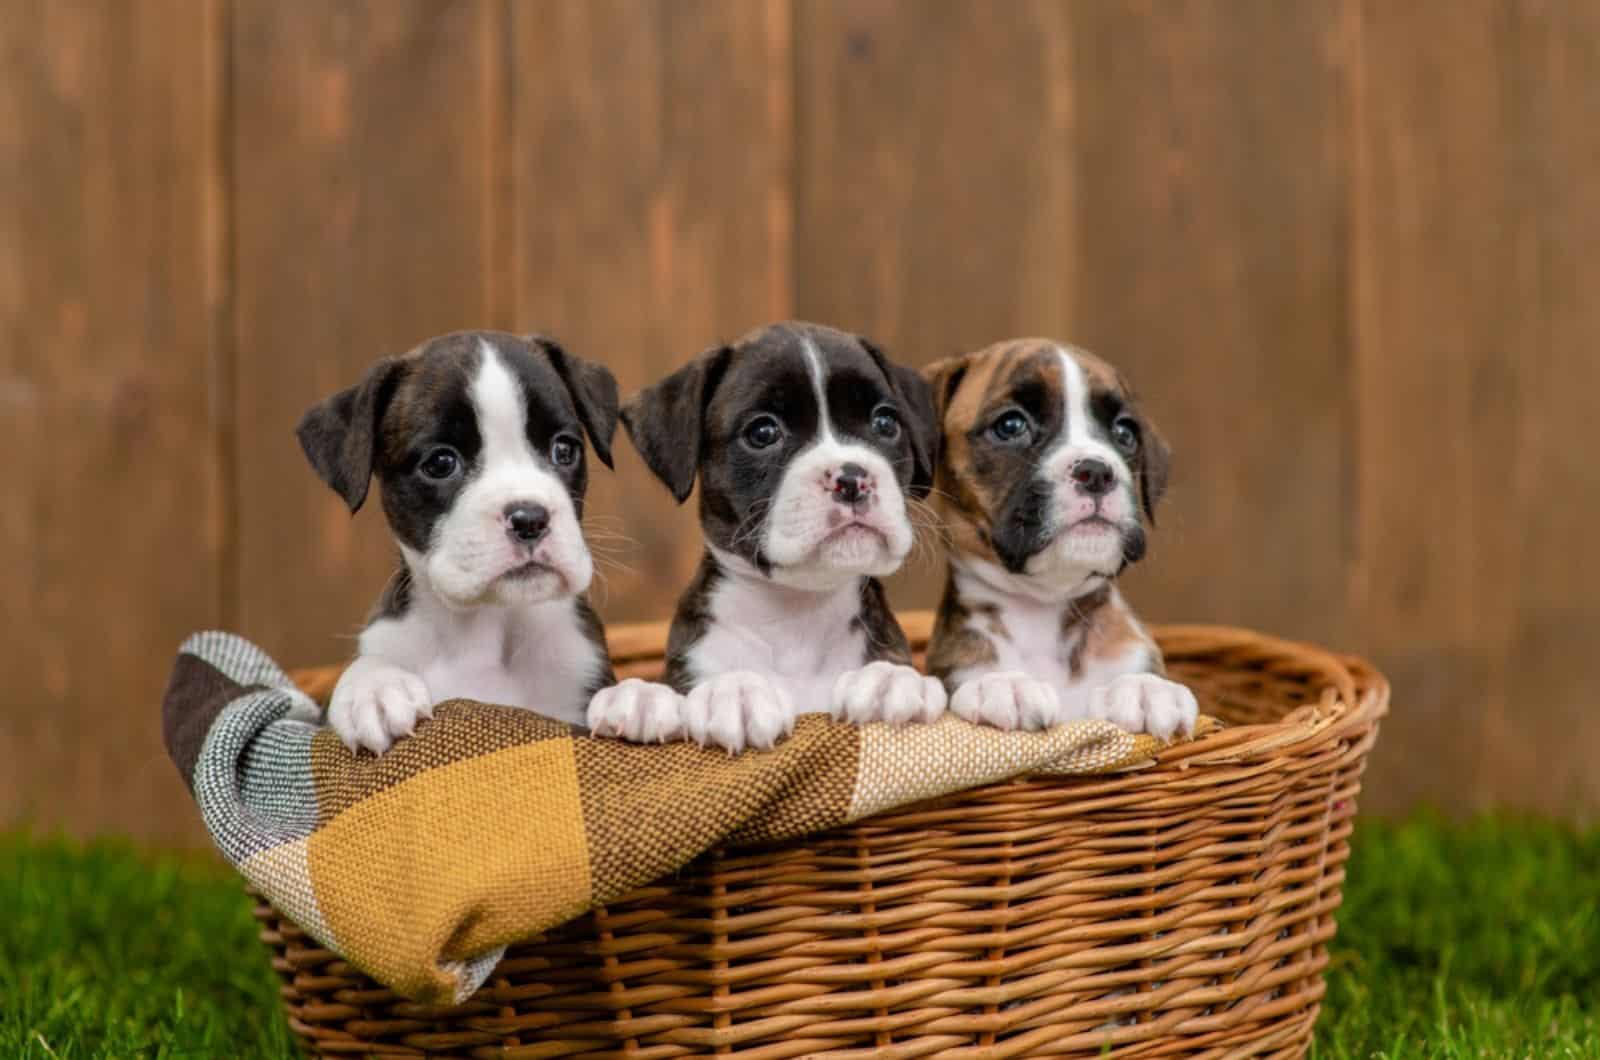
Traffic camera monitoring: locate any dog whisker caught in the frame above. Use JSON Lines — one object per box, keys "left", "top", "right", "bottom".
{"left": 915, "top": 485, "right": 962, "bottom": 507}
{"left": 581, "top": 537, "right": 640, "bottom": 550}
{"left": 589, "top": 559, "right": 631, "bottom": 575}
{"left": 727, "top": 498, "right": 773, "bottom": 550}
{"left": 586, "top": 567, "right": 611, "bottom": 608}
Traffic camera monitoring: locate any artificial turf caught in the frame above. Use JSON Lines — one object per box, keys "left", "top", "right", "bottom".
{"left": 2, "top": 815, "right": 1596, "bottom": 1058}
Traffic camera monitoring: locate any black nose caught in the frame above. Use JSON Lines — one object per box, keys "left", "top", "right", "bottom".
{"left": 832, "top": 463, "right": 872, "bottom": 505}
{"left": 505, "top": 504, "right": 550, "bottom": 543}
{"left": 1070, "top": 459, "right": 1115, "bottom": 496}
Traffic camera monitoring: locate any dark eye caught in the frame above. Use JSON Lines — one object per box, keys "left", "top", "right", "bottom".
{"left": 870, "top": 405, "right": 901, "bottom": 440}
{"left": 989, "top": 409, "right": 1032, "bottom": 443}
{"left": 418, "top": 447, "right": 460, "bottom": 481}
{"left": 1110, "top": 415, "right": 1140, "bottom": 454}
{"left": 742, "top": 415, "right": 783, "bottom": 450}
{"left": 550, "top": 434, "right": 581, "bottom": 467}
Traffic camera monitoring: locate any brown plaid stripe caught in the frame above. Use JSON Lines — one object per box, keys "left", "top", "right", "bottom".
{"left": 573, "top": 715, "right": 862, "bottom": 900}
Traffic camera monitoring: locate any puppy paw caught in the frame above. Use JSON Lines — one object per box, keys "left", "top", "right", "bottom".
{"left": 327, "top": 663, "right": 432, "bottom": 755}
{"left": 949, "top": 671, "right": 1062, "bottom": 731}
{"left": 1087, "top": 673, "right": 1199, "bottom": 740}
{"left": 587, "top": 679, "right": 686, "bottom": 743}
{"left": 830, "top": 661, "right": 947, "bottom": 725}
{"left": 683, "top": 671, "right": 795, "bottom": 753}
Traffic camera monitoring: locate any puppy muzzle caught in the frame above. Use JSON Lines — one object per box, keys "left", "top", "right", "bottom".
{"left": 760, "top": 444, "right": 914, "bottom": 586}
{"left": 427, "top": 491, "right": 593, "bottom": 608}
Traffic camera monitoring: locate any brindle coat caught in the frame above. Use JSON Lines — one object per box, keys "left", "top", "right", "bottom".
{"left": 923, "top": 339, "right": 1171, "bottom": 688}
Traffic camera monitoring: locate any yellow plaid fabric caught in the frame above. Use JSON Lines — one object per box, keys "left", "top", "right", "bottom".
{"left": 162, "top": 632, "right": 1171, "bottom": 1003}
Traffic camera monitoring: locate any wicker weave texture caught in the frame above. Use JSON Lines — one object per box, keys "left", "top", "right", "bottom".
{"left": 259, "top": 619, "right": 1386, "bottom": 1058}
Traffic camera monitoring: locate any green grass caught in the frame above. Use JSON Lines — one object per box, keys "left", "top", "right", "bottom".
{"left": 2, "top": 816, "right": 1596, "bottom": 1058}
{"left": 1314, "top": 815, "right": 1600, "bottom": 1058}
{"left": 1, "top": 833, "right": 289, "bottom": 1058}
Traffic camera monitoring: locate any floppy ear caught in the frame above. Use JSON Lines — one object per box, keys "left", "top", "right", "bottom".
{"left": 535, "top": 335, "right": 619, "bottom": 469}
{"left": 620, "top": 345, "right": 730, "bottom": 504}
{"left": 1137, "top": 410, "right": 1172, "bottom": 524}
{"left": 859, "top": 337, "right": 939, "bottom": 498}
{"left": 921, "top": 353, "right": 971, "bottom": 423}
{"left": 295, "top": 357, "right": 404, "bottom": 513}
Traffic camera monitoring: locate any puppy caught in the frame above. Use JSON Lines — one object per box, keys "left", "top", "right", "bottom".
{"left": 923, "top": 338, "right": 1198, "bottom": 739}
{"left": 297, "top": 330, "right": 619, "bottom": 753}
{"left": 589, "top": 322, "right": 945, "bottom": 752}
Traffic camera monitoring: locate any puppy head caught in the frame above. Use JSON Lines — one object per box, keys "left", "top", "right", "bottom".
{"left": 925, "top": 339, "right": 1170, "bottom": 597}
{"left": 297, "top": 331, "right": 618, "bottom": 609}
{"left": 622, "top": 322, "right": 937, "bottom": 591}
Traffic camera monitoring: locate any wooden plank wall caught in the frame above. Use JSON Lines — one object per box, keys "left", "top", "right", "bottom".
{"left": 1, "top": 0, "right": 229, "bottom": 846}
{"left": 2, "top": 0, "right": 1595, "bottom": 847}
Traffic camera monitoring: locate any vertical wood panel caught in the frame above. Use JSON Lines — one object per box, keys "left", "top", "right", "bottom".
{"left": 795, "top": 0, "right": 1077, "bottom": 608}
{"left": 0, "top": 0, "right": 226, "bottom": 844}
{"left": 1507, "top": 1, "right": 1600, "bottom": 814}
{"left": 795, "top": 1, "right": 1353, "bottom": 638}
{"left": 510, "top": 0, "right": 793, "bottom": 621}
{"left": 796, "top": 0, "right": 1076, "bottom": 354}
{"left": 1061, "top": 2, "right": 1352, "bottom": 649}
{"left": 232, "top": 0, "right": 508, "bottom": 665}
{"left": 1351, "top": 0, "right": 1600, "bottom": 813}
{"left": 0, "top": 1, "right": 1595, "bottom": 841}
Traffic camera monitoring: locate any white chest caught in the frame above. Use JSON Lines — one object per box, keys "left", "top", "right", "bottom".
{"left": 1056, "top": 643, "right": 1151, "bottom": 712}
{"left": 363, "top": 598, "right": 602, "bottom": 727}
{"left": 986, "top": 605, "right": 1075, "bottom": 687}
{"left": 684, "top": 579, "right": 867, "bottom": 714}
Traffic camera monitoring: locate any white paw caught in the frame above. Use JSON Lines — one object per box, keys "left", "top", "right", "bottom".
{"left": 683, "top": 671, "right": 795, "bottom": 753}
{"left": 1087, "top": 673, "right": 1199, "bottom": 740}
{"left": 949, "top": 671, "right": 1062, "bottom": 731}
{"left": 327, "top": 661, "right": 432, "bottom": 755}
{"left": 586, "top": 679, "right": 686, "bottom": 743}
{"left": 830, "top": 661, "right": 947, "bottom": 725}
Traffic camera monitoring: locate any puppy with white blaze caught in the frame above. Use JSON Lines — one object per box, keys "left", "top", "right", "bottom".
{"left": 297, "top": 330, "right": 620, "bottom": 754}
{"left": 922, "top": 338, "right": 1199, "bottom": 739}
{"left": 589, "top": 322, "right": 945, "bottom": 752}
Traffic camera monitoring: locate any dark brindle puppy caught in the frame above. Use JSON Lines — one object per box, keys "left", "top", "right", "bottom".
{"left": 298, "top": 330, "right": 618, "bottom": 753}
{"left": 588, "top": 322, "right": 945, "bottom": 752}
{"left": 922, "top": 338, "right": 1197, "bottom": 738}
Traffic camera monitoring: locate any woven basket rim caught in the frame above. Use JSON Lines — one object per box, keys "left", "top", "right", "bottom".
{"left": 288, "top": 613, "right": 1388, "bottom": 773}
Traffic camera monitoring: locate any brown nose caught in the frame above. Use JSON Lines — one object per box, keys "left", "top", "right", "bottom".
{"left": 1070, "top": 459, "right": 1115, "bottom": 497}
{"left": 832, "top": 463, "right": 872, "bottom": 506}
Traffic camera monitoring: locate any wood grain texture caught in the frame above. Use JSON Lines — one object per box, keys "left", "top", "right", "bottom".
{"left": 509, "top": 0, "right": 793, "bottom": 621}
{"left": 2, "top": 1, "right": 1597, "bottom": 842}
{"left": 795, "top": 0, "right": 1075, "bottom": 355}
{"left": 795, "top": 1, "right": 1353, "bottom": 641}
{"left": 795, "top": 0, "right": 1077, "bottom": 610}
{"left": 231, "top": 0, "right": 508, "bottom": 666}
{"left": 1350, "top": 0, "right": 1600, "bottom": 814}
{"left": 0, "top": 0, "right": 227, "bottom": 844}
{"left": 1060, "top": 1, "right": 1352, "bottom": 651}
{"left": 1507, "top": 0, "right": 1600, "bottom": 816}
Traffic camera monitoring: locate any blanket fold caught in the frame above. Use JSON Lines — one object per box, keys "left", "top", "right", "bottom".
{"left": 163, "top": 631, "right": 1167, "bottom": 1003}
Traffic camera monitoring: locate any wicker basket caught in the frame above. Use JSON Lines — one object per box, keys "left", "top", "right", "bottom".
{"left": 261, "top": 614, "right": 1386, "bottom": 1058}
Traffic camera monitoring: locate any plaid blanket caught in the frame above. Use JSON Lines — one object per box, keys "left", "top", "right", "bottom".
{"left": 161, "top": 631, "right": 1175, "bottom": 1004}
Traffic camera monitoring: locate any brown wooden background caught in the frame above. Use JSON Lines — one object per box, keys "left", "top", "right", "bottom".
{"left": 3, "top": 0, "right": 1596, "bottom": 847}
